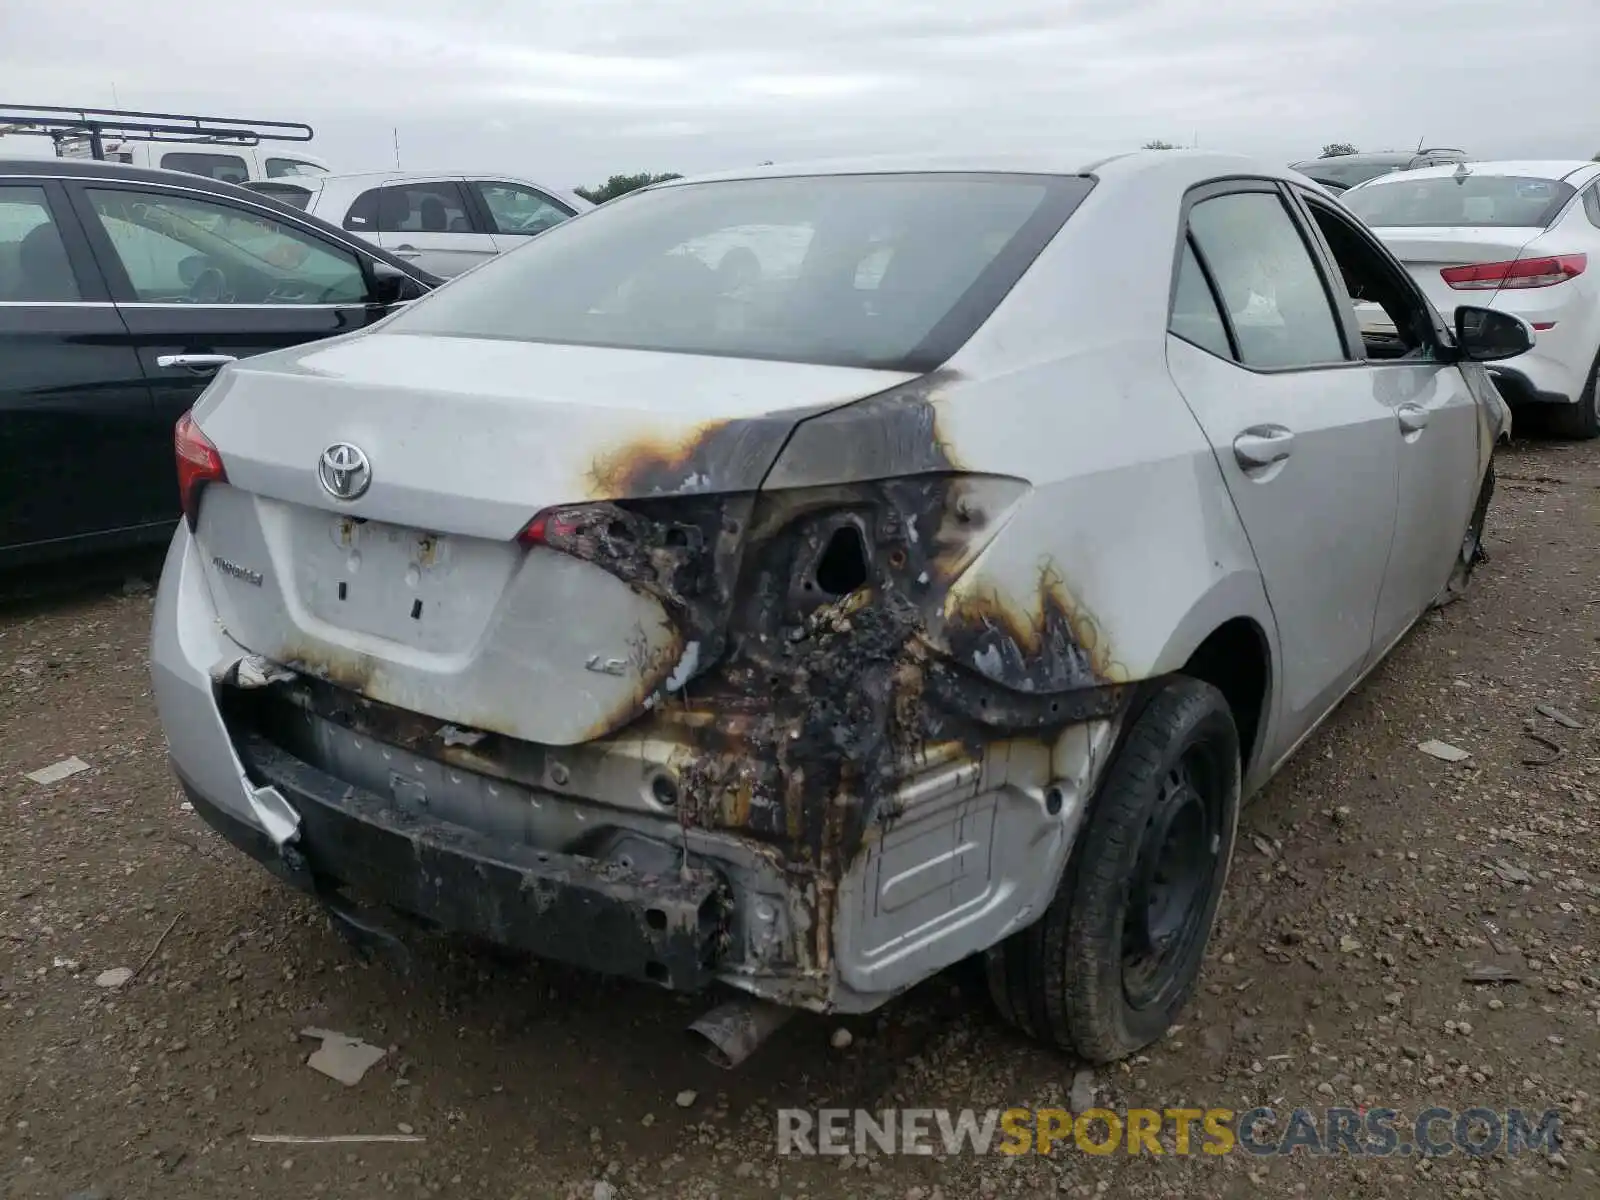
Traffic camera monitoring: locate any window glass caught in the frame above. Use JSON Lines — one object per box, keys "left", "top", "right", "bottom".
{"left": 1291, "top": 159, "right": 1404, "bottom": 188}
{"left": 245, "top": 182, "right": 313, "bottom": 211}
{"left": 1583, "top": 184, "right": 1600, "bottom": 230}
{"left": 87, "top": 189, "right": 366, "bottom": 305}
{"left": 1303, "top": 199, "right": 1430, "bottom": 360}
{"left": 472, "top": 182, "right": 574, "bottom": 236}
{"left": 265, "top": 158, "right": 328, "bottom": 179}
{"left": 388, "top": 173, "right": 1092, "bottom": 371}
{"left": 378, "top": 182, "right": 474, "bottom": 234}
{"left": 1169, "top": 239, "right": 1232, "bottom": 359}
{"left": 1188, "top": 192, "right": 1346, "bottom": 370}
{"left": 344, "top": 188, "right": 381, "bottom": 232}
{"left": 1345, "top": 175, "right": 1576, "bottom": 228}
{"left": 0, "top": 185, "right": 80, "bottom": 302}
{"left": 159, "top": 152, "right": 251, "bottom": 185}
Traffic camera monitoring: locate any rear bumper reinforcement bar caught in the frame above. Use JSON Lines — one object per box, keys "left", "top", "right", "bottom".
{"left": 184, "top": 733, "right": 726, "bottom": 991}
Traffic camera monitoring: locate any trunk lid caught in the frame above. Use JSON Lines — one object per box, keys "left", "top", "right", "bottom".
{"left": 193, "top": 332, "right": 916, "bottom": 745}
{"left": 1370, "top": 226, "right": 1545, "bottom": 318}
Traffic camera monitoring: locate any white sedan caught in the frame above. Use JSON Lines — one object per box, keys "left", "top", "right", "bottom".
{"left": 1343, "top": 160, "right": 1600, "bottom": 437}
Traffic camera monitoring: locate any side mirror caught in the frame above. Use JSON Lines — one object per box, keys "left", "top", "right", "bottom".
{"left": 1453, "top": 305, "right": 1534, "bottom": 362}
{"left": 369, "top": 260, "right": 423, "bottom": 306}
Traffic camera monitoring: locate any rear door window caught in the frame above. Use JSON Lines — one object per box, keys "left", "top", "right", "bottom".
{"left": 0, "top": 185, "right": 82, "bottom": 302}
{"left": 159, "top": 152, "right": 251, "bottom": 185}
{"left": 377, "top": 182, "right": 475, "bottom": 234}
{"left": 471, "top": 181, "right": 575, "bottom": 236}
{"left": 1187, "top": 190, "right": 1347, "bottom": 370}
{"left": 1168, "top": 239, "right": 1233, "bottom": 359}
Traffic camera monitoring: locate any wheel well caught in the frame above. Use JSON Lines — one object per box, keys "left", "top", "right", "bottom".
{"left": 1180, "top": 618, "right": 1269, "bottom": 772}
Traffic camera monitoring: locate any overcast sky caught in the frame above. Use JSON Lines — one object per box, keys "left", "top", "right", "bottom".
{"left": 2, "top": 0, "right": 1594, "bottom": 188}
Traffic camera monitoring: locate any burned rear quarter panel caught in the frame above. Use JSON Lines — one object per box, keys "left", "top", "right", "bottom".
{"left": 768, "top": 157, "right": 1281, "bottom": 780}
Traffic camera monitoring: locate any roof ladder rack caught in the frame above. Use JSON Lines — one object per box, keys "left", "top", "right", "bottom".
{"left": 0, "top": 104, "right": 313, "bottom": 160}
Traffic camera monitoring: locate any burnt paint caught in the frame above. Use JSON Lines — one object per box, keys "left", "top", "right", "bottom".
{"left": 584, "top": 409, "right": 833, "bottom": 501}
{"left": 267, "top": 374, "right": 1128, "bottom": 990}
{"left": 539, "top": 379, "right": 1128, "bottom": 978}
{"left": 761, "top": 370, "right": 966, "bottom": 490}
{"left": 936, "top": 563, "right": 1120, "bottom": 694}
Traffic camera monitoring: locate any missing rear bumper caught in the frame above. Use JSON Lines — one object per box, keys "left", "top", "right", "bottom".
{"left": 210, "top": 734, "right": 727, "bottom": 990}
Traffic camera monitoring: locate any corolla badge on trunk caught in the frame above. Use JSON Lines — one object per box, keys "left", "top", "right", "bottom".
{"left": 318, "top": 442, "right": 372, "bottom": 501}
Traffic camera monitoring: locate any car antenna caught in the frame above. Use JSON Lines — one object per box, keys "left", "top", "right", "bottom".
{"left": 0, "top": 103, "right": 313, "bottom": 161}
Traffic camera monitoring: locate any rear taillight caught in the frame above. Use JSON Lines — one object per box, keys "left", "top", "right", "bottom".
{"left": 175, "top": 411, "right": 226, "bottom": 528}
{"left": 516, "top": 507, "right": 583, "bottom": 548}
{"left": 1441, "top": 253, "right": 1586, "bottom": 291}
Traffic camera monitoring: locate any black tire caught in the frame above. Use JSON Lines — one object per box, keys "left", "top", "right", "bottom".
{"left": 1436, "top": 463, "right": 1494, "bottom": 607}
{"left": 1548, "top": 348, "right": 1600, "bottom": 440}
{"left": 987, "top": 677, "right": 1240, "bottom": 1062}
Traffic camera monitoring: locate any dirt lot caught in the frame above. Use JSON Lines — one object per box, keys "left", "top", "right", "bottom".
{"left": 2, "top": 434, "right": 1597, "bottom": 1200}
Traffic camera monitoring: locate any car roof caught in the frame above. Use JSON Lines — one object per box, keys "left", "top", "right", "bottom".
{"left": 307, "top": 169, "right": 592, "bottom": 210}
{"left": 1291, "top": 152, "right": 1420, "bottom": 169}
{"left": 0, "top": 155, "right": 441, "bottom": 283}
{"left": 1355, "top": 159, "right": 1598, "bottom": 185}
{"left": 655, "top": 149, "right": 1286, "bottom": 187}
{"left": 0, "top": 155, "right": 258, "bottom": 188}
{"left": 313, "top": 169, "right": 574, "bottom": 186}
{"left": 0, "top": 156, "right": 323, "bottom": 216}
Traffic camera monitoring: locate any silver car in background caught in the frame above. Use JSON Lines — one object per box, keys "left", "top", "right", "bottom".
{"left": 151, "top": 151, "right": 1520, "bottom": 1067}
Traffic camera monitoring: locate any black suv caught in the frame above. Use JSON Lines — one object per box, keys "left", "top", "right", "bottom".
{"left": 0, "top": 158, "right": 440, "bottom": 567}
{"left": 1290, "top": 149, "right": 1470, "bottom": 194}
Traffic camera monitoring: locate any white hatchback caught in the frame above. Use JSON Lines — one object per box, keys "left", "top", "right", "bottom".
{"left": 1344, "top": 160, "right": 1600, "bottom": 437}
{"left": 260, "top": 171, "right": 592, "bottom": 279}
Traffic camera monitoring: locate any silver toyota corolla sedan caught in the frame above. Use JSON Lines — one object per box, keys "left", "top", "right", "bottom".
{"left": 151, "top": 150, "right": 1521, "bottom": 1067}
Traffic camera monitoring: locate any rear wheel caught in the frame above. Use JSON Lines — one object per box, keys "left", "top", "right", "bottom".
{"left": 986, "top": 677, "right": 1240, "bottom": 1061}
{"left": 1548, "top": 349, "right": 1600, "bottom": 440}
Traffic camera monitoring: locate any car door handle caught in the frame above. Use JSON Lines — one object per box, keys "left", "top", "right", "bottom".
{"left": 1396, "top": 403, "right": 1430, "bottom": 435}
{"left": 156, "top": 354, "right": 237, "bottom": 373}
{"left": 1232, "top": 426, "right": 1295, "bottom": 469}
{"left": 392, "top": 245, "right": 422, "bottom": 258}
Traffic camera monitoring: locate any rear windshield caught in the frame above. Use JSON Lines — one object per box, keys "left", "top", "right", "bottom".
{"left": 1345, "top": 174, "right": 1576, "bottom": 228}
{"left": 160, "top": 152, "right": 250, "bottom": 185}
{"left": 244, "top": 182, "right": 313, "bottom": 210}
{"left": 386, "top": 172, "right": 1093, "bottom": 371}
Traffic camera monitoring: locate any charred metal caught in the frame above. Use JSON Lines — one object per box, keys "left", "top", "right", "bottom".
{"left": 241, "top": 377, "right": 1130, "bottom": 1001}
{"left": 535, "top": 380, "right": 1130, "bottom": 874}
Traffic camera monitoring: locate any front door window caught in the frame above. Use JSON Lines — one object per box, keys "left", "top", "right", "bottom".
{"left": 471, "top": 181, "right": 574, "bottom": 236}
{"left": 86, "top": 189, "right": 367, "bottom": 305}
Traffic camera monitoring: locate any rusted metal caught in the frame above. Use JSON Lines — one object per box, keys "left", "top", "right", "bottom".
{"left": 688, "top": 996, "right": 797, "bottom": 1068}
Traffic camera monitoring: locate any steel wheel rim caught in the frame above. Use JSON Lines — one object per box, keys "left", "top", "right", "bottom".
{"left": 1121, "top": 746, "right": 1223, "bottom": 1011}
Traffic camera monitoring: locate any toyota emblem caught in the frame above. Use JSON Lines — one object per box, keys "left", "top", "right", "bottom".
{"left": 317, "top": 442, "right": 371, "bottom": 501}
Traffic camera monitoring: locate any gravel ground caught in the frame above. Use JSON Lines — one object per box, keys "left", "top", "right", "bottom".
{"left": 1, "top": 434, "right": 1596, "bottom": 1200}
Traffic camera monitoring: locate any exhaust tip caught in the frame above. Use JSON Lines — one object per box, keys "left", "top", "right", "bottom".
{"left": 687, "top": 998, "right": 796, "bottom": 1070}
